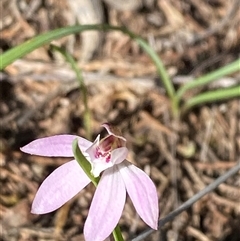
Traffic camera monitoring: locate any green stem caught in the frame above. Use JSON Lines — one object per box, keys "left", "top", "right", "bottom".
{"left": 171, "top": 96, "right": 180, "bottom": 118}
{"left": 72, "top": 139, "right": 124, "bottom": 241}
{"left": 112, "top": 225, "right": 124, "bottom": 241}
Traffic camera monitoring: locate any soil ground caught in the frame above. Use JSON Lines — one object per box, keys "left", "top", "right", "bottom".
{"left": 1, "top": 0, "right": 240, "bottom": 241}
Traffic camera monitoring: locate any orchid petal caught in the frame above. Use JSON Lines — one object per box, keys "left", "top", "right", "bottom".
{"left": 84, "top": 167, "right": 126, "bottom": 241}
{"left": 21, "top": 135, "right": 92, "bottom": 157}
{"left": 31, "top": 160, "right": 91, "bottom": 214}
{"left": 90, "top": 160, "right": 114, "bottom": 178}
{"left": 111, "top": 147, "right": 128, "bottom": 165}
{"left": 118, "top": 160, "right": 159, "bottom": 229}
{"left": 85, "top": 135, "right": 100, "bottom": 161}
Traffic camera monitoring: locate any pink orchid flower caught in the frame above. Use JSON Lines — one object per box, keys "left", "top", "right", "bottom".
{"left": 21, "top": 124, "right": 159, "bottom": 241}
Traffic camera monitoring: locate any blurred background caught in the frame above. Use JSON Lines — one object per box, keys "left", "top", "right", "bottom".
{"left": 1, "top": 0, "right": 240, "bottom": 240}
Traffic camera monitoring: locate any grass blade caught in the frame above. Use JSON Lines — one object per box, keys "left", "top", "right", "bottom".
{"left": 1, "top": 24, "right": 175, "bottom": 102}
{"left": 177, "top": 59, "right": 240, "bottom": 99}
{"left": 182, "top": 85, "right": 240, "bottom": 113}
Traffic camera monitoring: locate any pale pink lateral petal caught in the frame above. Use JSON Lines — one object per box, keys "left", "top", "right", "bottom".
{"left": 84, "top": 167, "right": 126, "bottom": 241}
{"left": 31, "top": 160, "right": 90, "bottom": 214}
{"left": 118, "top": 160, "right": 159, "bottom": 230}
{"left": 111, "top": 147, "right": 128, "bottom": 165}
{"left": 21, "top": 135, "right": 92, "bottom": 157}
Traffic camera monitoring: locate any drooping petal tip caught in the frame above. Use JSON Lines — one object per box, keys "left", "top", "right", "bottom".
{"left": 118, "top": 161, "right": 159, "bottom": 230}
{"left": 84, "top": 167, "right": 126, "bottom": 241}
